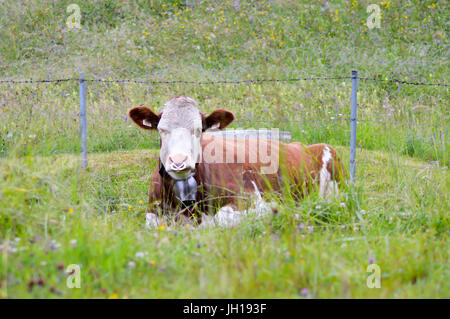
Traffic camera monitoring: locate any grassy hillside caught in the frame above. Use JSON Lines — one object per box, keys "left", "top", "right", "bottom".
{"left": 0, "top": 0, "right": 449, "bottom": 298}
{"left": 0, "top": 0, "right": 448, "bottom": 79}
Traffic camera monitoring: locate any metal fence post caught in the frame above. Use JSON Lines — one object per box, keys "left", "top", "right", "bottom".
{"left": 350, "top": 70, "right": 358, "bottom": 183}
{"left": 79, "top": 72, "right": 87, "bottom": 169}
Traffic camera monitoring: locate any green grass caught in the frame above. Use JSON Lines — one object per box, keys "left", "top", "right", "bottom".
{"left": 0, "top": 148, "right": 448, "bottom": 298}
{"left": 0, "top": 0, "right": 449, "bottom": 298}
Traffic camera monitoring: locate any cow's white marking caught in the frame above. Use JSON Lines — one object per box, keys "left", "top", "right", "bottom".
{"left": 202, "top": 205, "right": 242, "bottom": 228}
{"left": 142, "top": 119, "right": 152, "bottom": 127}
{"left": 319, "top": 146, "right": 339, "bottom": 199}
{"left": 250, "top": 181, "right": 273, "bottom": 217}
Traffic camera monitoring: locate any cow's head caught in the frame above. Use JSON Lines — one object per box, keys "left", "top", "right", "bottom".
{"left": 128, "top": 96, "right": 234, "bottom": 180}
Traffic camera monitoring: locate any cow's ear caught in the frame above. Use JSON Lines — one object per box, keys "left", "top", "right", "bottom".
{"left": 202, "top": 109, "right": 234, "bottom": 131}
{"left": 128, "top": 106, "right": 161, "bottom": 130}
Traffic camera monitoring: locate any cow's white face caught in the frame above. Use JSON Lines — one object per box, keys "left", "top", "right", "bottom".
{"left": 157, "top": 97, "right": 203, "bottom": 179}
{"left": 128, "top": 96, "right": 234, "bottom": 180}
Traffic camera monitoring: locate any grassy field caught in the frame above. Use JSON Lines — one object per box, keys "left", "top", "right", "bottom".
{"left": 0, "top": 0, "right": 449, "bottom": 298}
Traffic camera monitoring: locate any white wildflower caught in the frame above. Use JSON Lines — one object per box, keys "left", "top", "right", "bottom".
{"left": 135, "top": 252, "right": 145, "bottom": 259}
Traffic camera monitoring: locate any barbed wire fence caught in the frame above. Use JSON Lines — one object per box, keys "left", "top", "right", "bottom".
{"left": 0, "top": 72, "right": 448, "bottom": 179}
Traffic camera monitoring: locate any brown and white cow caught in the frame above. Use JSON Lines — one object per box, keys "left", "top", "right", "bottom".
{"left": 128, "top": 96, "right": 345, "bottom": 227}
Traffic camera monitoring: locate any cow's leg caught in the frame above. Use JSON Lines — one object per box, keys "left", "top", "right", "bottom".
{"left": 201, "top": 181, "right": 273, "bottom": 228}
{"left": 200, "top": 204, "right": 242, "bottom": 228}
{"left": 145, "top": 201, "right": 175, "bottom": 229}
{"left": 145, "top": 206, "right": 166, "bottom": 229}
{"left": 244, "top": 180, "right": 274, "bottom": 216}
{"left": 145, "top": 212, "right": 162, "bottom": 229}
{"left": 145, "top": 170, "right": 172, "bottom": 229}
{"left": 145, "top": 202, "right": 168, "bottom": 229}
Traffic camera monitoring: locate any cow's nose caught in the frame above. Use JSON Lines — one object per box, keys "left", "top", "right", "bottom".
{"left": 169, "top": 154, "right": 188, "bottom": 171}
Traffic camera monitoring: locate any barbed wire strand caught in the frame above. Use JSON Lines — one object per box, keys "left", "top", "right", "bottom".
{"left": 0, "top": 76, "right": 448, "bottom": 87}
{"left": 0, "top": 78, "right": 76, "bottom": 84}
{"left": 358, "top": 77, "right": 450, "bottom": 87}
